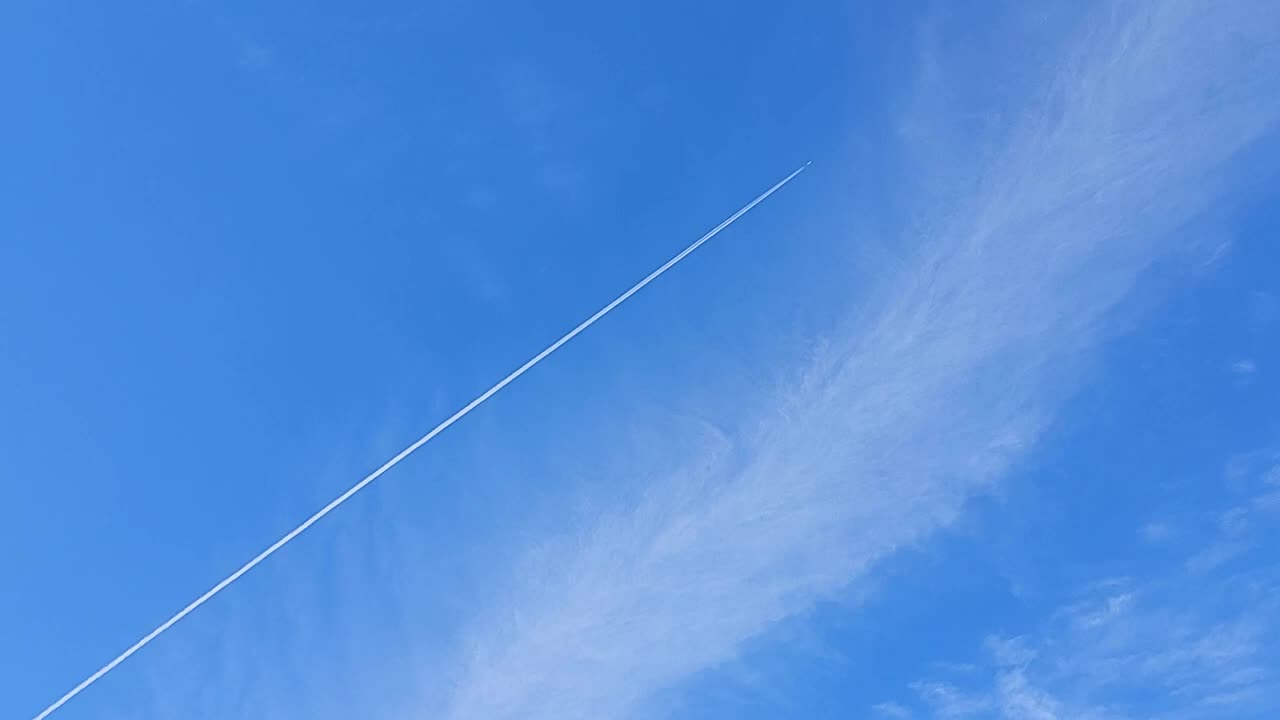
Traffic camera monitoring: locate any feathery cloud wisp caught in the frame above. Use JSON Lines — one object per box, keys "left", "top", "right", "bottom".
{"left": 444, "top": 3, "right": 1280, "bottom": 718}
{"left": 903, "top": 472, "right": 1280, "bottom": 720}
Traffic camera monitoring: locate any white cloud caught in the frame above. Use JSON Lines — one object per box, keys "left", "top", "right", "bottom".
{"left": 874, "top": 700, "right": 915, "bottom": 719}
{"left": 440, "top": 3, "right": 1280, "bottom": 719}
{"left": 904, "top": 573, "right": 1280, "bottom": 720}
{"left": 1139, "top": 521, "right": 1174, "bottom": 544}
{"left": 1232, "top": 360, "right": 1257, "bottom": 375}
{"left": 1187, "top": 454, "right": 1280, "bottom": 574}
{"left": 901, "top": 449, "right": 1280, "bottom": 720}
{"left": 912, "top": 681, "right": 996, "bottom": 718}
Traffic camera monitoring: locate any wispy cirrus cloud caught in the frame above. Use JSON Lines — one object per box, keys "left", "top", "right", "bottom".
{"left": 442, "top": 3, "right": 1280, "bottom": 719}
{"left": 916, "top": 584, "right": 1277, "bottom": 719}
{"left": 902, "top": 563, "right": 1279, "bottom": 720}
{"left": 874, "top": 700, "right": 915, "bottom": 719}
{"left": 894, "top": 451, "right": 1280, "bottom": 720}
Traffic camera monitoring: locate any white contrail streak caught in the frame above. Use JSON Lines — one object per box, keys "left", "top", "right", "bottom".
{"left": 31, "top": 162, "right": 810, "bottom": 720}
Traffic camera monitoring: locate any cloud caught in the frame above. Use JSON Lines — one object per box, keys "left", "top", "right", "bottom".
{"left": 1139, "top": 521, "right": 1174, "bottom": 544}
{"left": 874, "top": 700, "right": 915, "bottom": 719}
{"left": 1232, "top": 360, "right": 1257, "bottom": 375}
{"left": 1186, "top": 453, "right": 1280, "bottom": 574}
{"left": 900, "top": 448, "right": 1280, "bottom": 720}
{"left": 912, "top": 681, "right": 997, "bottom": 718}
{"left": 903, "top": 570, "right": 1280, "bottom": 720}
{"left": 908, "top": 639, "right": 1071, "bottom": 720}
{"left": 437, "top": 4, "right": 1280, "bottom": 718}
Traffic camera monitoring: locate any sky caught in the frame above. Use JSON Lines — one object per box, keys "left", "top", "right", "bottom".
{"left": 2, "top": 1, "right": 1279, "bottom": 719}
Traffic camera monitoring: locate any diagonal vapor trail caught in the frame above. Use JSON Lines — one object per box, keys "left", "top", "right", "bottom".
{"left": 31, "top": 161, "right": 810, "bottom": 720}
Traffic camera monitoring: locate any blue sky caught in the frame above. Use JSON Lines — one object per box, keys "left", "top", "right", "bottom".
{"left": 3, "top": 1, "right": 1279, "bottom": 718}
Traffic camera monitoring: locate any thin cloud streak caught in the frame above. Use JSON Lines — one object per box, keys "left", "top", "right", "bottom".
{"left": 444, "top": 3, "right": 1280, "bottom": 718}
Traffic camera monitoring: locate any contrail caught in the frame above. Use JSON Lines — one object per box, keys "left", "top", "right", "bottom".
{"left": 31, "top": 161, "right": 810, "bottom": 720}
